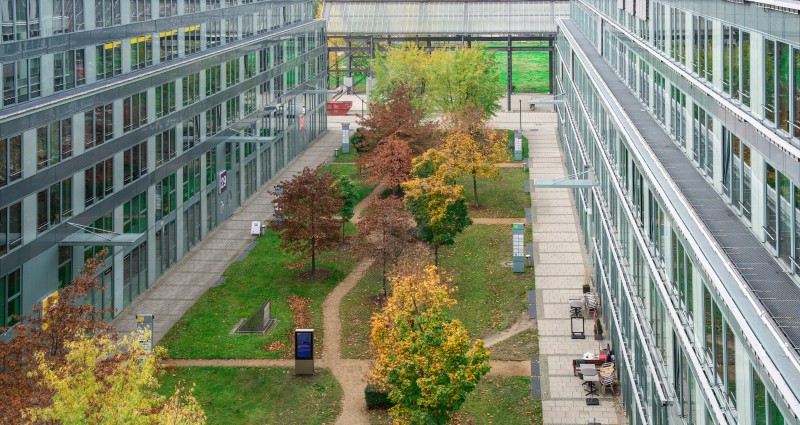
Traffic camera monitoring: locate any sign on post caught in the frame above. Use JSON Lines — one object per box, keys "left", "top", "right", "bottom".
{"left": 341, "top": 123, "right": 350, "bottom": 154}
{"left": 295, "top": 329, "right": 315, "bottom": 375}
{"left": 513, "top": 130, "right": 523, "bottom": 161}
{"left": 512, "top": 223, "right": 525, "bottom": 273}
{"left": 218, "top": 170, "right": 228, "bottom": 194}
{"left": 136, "top": 314, "right": 154, "bottom": 354}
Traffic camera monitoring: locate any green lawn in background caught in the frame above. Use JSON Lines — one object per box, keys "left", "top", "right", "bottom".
{"left": 324, "top": 163, "right": 375, "bottom": 205}
{"left": 456, "top": 168, "right": 529, "bottom": 219}
{"left": 487, "top": 42, "right": 551, "bottom": 94}
{"left": 488, "top": 329, "right": 539, "bottom": 361}
{"left": 158, "top": 367, "right": 342, "bottom": 425}
{"left": 367, "top": 376, "right": 542, "bottom": 425}
{"left": 158, "top": 230, "right": 357, "bottom": 359}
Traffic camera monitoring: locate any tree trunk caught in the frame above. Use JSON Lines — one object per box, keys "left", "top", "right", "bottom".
{"left": 434, "top": 244, "right": 439, "bottom": 266}
{"left": 311, "top": 237, "right": 316, "bottom": 273}
{"left": 472, "top": 173, "right": 479, "bottom": 207}
{"left": 382, "top": 248, "right": 388, "bottom": 297}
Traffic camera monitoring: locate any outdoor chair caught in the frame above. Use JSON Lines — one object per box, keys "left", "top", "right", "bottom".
{"left": 598, "top": 365, "right": 618, "bottom": 396}
{"left": 584, "top": 292, "right": 599, "bottom": 316}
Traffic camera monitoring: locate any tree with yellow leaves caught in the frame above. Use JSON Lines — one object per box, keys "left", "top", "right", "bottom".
{"left": 441, "top": 106, "right": 508, "bottom": 207}
{"left": 24, "top": 333, "right": 206, "bottom": 425}
{"left": 370, "top": 266, "right": 490, "bottom": 424}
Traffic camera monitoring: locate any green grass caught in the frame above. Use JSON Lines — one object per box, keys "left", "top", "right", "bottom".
{"left": 333, "top": 149, "right": 359, "bottom": 163}
{"left": 159, "top": 230, "right": 357, "bottom": 359}
{"left": 507, "top": 129, "right": 530, "bottom": 160}
{"left": 340, "top": 266, "right": 384, "bottom": 359}
{"left": 489, "top": 329, "right": 539, "bottom": 361}
{"left": 440, "top": 225, "right": 533, "bottom": 339}
{"left": 485, "top": 42, "right": 550, "bottom": 94}
{"left": 158, "top": 367, "right": 342, "bottom": 425}
{"left": 324, "top": 163, "right": 376, "bottom": 205}
{"left": 367, "top": 377, "right": 542, "bottom": 424}
{"left": 457, "top": 168, "right": 529, "bottom": 218}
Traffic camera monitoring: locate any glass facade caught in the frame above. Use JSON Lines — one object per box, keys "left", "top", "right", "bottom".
{"left": 557, "top": 0, "right": 799, "bottom": 423}
{"left": 0, "top": 0, "right": 327, "bottom": 325}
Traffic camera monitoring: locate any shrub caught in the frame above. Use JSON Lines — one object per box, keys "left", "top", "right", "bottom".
{"left": 350, "top": 128, "right": 368, "bottom": 153}
{"left": 364, "top": 384, "right": 394, "bottom": 410}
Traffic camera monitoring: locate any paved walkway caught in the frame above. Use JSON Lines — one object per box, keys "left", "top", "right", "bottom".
{"left": 527, "top": 117, "right": 623, "bottom": 424}
{"left": 112, "top": 119, "right": 354, "bottom": 343}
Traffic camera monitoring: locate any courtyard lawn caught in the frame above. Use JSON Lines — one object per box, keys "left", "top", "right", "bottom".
{"left": 340, "top": 266, "right": 384, "bottom": 359}
{"left": 367, "top": 376, "right": 542, "bottom": 425}
{"left": 324, "top": 163, "right": 375, "bottom": 205}
{"left": 487, "top": 42, "right": 551, "bottom": 94}
{"left": 333, "top": 149, "right": 359, "bottom": 163}
{"left": 489, "top": 329, "right": 539, "bottom": 361}
{"left": 456, "top": 168, "right": 529, "bottom": 218}
{"left": 158, "top": 230, "right": 357, "bottom": 359}
{"left": 440, "top": 224, "right": 533, "bottom": 339}
{"left": 158, "top": 367, "right": 342, "bottom": 425}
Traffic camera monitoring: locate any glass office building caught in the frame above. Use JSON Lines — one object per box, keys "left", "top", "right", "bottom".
{"left": 555, "top": 0, "right": 799, "bottom": 423}
{"left": 0, "top": 0, "right": 326, "bottom": 324}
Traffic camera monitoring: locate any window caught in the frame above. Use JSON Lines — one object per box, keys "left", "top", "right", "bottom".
{"left": 123, "top": 91, "right": 147, "bottom": 132}
{"left": 159, "top": 29, "right": 178, "bottom": 62}
{"left": 130, "top": 0, "right": 151, "bottom": 21}
{"left": 205, "top": 147, "right": 216, "bottom": 185}
{"left": 184, "top": 0, "right": 199, "bottom": 13}
{"left": 84, "top": 158, "right": 114, "bottom": 206}
{"left": 671, "top": 232, "right": 694, "bottom": 320}
{"left": 123, "top": 141, "right": 147, "bottom": 184}
{"left": 53, "top": 49, "right": 86, "bottom": 92}
{"left": 693, "top": 104, "right": 714, "bottom": 178}
{"left": 0, "top": 134, "right": 22, "bottom": 187}
{"left": 764, "top": 39, "right": 796, "bottom": 136}
{"left": 155, "top": 81, "right": 175, "bottom": 118}
{"left": 36, "top": 118, "right": 72, "bottom": 170}
{"left": 225, "top": 58, "right": 240, "bottom": 87}
{"left": 96, "top": 41, "right": 121, "bottom": 80}
{"left": 84, "top": 103, "right": 113, "bottom": 149}
{"left": 83, "top": 213, "right": 112, "bottom": 260}
{"left": 225, "top": 18, "right": 238, "bottom": 43}
{"left": 155, "top": 128, "right": 176, "bottom": 166}
{"left": 206, "top": 104, "right": 222, "bottom": 136}
{"left": 721, "top": 127, "right": 752, "bottom": 222}
{"left": 183, "top": 114, "right": 200, "bottom": 150}
{"left": 184, "top": 25, "right": 201, "bottom": 55}
{"left": 130, "top": 35, "right": 153, "bottom": 70}
{"left": 95, "top": 0, "right": 120, "bottom": 27}
{"left": 753, "top": 369, "right": 786, "bottom": 425}
{"left": 182, "top": 72, "right": 200, "bottom": 106}
{"left": 159, "top": 0, "right": 176, "bottom": 17}
{"left": 653, "top": 71, "right": 665, "bottom": 124}
{"left": 183, "top": 158, "right": 201, "bottom": 201}
{"left": 2, "top": 0, "right": 39, "bottom": 40}
{"left": 58, "top": 246, "right": 72, "bottom": 288}
{"left": 122, "top": 242, "right": 147, "bottom": 307}
{"left": 244, "top": 88, "right": 256, "bottom": 115}
{"left": 259, "top": 47, "right": 270, "bottom": 72}
{"left": 703, "top": 286, "right": 736, "bottom": 410}
{"left": 244, "top": 52, "right": 257, "bottom": 79}
{"left": 670, "top": 85, "right": 687, "bottom": 148}
{"left": 669, "top": 9, "right": 685, "bottom": 64}
{"left": 225, "top": 96, "right": 240, "bottom": 126}
{"left": 1, "top": 269, "right": 21, "bottom": 327}
{"left": 36, "top": 177, "right": 72, "bottom": 233}
{"left": 0, "top": 202, "right": 22, "bottom": 255}
{"left": 52, "top": 0, "right": 79, "bottom": 35}
{"left": 206, "top": 20, "right": 221, "bottom": 48}
{"left": 206, "top": 0, "right": 219, "bottom": 9}
{"left": 123, "top": 192, "right": 147, "bottom": 233}
{"left": 692, "top": 16, "right": 712, "bottom": 82}
{"left": 3, "top": 57, "right": 42, "bottom": 106}
{"left": 205, "top": 65, "right": 221, "bottom": 96}
{"left": 242, "top": 15, "right": 253, "bottom": 37}
{"left": 156, "top": 174, "right": 176, "bottom": 219}
{"left": 648, "top": 191, "right": 664, "bottom": 262}
{"left": 184, "top": 200, "right": 201, "bottom": 252}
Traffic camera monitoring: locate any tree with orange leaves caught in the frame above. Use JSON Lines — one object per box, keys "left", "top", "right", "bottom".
{"left": 362, "top": 135, "right": 413, "bottom": 194}
{"left": 370, "top": 266, "right": 490, "bottom": 424}
{"left": 356, "top": 196, "right": 414, "bottom": 296}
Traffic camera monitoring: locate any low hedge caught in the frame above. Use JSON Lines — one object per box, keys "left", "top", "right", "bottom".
{"left": 364, "top": 384, "right": 394, "bottom": 410}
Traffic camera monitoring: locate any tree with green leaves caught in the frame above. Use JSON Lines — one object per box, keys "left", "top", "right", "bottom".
{"left": 370, "top": 266, "right": 490, "bottom": 424}
{"left": 428, "top": 46, "right": 504, "bottom": 117}
{"left": 401, "top": 177, "right": 472, "bottom": 265}
{"left": 334, "top": 175, "right": 357, "bottom": 239}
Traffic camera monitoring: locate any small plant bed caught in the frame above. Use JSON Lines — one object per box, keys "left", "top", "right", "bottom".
{"left": 340, "top": 266, "right": 384, "bottom": 359}
{"left": 159, "top": 230, "right": 357, "bottom": 359}
{"left": 506, "top": 129, "right": 530, "bottom": 160}
{"left": 158, "top": 367, "right": 342, "bottom": 425}
{"left": 324, "top": 163, "right": 375, "bottom": 205}
{"left": 439, "top": 225, "right": 533, "bottom": 339}
{"left": 488, "top": 329, "right": 539, "bottom": 361}
{"left": 333, "top": 149, "right": 359, "bottom": 164}
{"left": 455, "top": 168, "right": 529, "bottom": 219}
{"left": 366, "top": 377, "right": 542, "bottom": 424}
